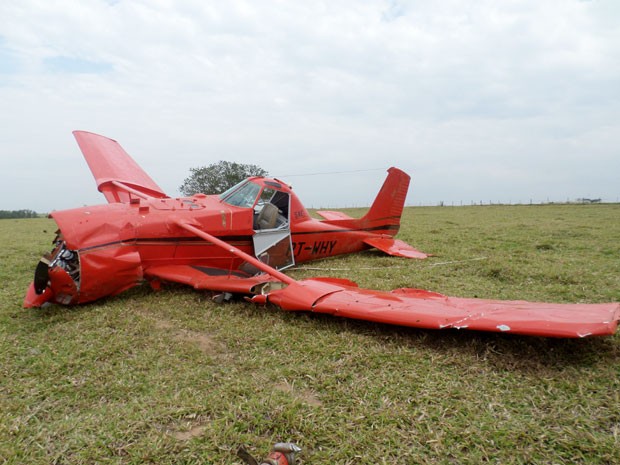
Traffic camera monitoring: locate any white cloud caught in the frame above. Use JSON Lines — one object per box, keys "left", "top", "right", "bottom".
{"left": 0, "top": 0, "right": 618, "bottom": 211}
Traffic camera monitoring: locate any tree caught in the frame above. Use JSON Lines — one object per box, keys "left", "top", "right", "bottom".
{"left": 179, "top": 161, "right": 269, "bottom": 196}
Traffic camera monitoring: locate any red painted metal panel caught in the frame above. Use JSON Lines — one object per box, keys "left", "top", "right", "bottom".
{"left": 261, "top": 279, "right": 620, "bottom": 338}
{"left": 73, "top": 130, "right": 167, "bottom": 203}
{"left": 363, "top": 237, "right": 430, "bottom": 259}
{"left": 78, "top": 247, "right": 142, "bottom": 303}
{"left": 144, "top": 265, "right": 276, "bottom": 293}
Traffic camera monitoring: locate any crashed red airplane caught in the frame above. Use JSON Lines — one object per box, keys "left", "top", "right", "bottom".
{"left": 24, "top": 131, "right": 620, "bottom": 338}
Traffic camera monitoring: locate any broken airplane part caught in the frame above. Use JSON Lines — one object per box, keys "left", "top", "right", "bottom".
{"left": 24, "top": 131, "right": 620, "bottom": 338}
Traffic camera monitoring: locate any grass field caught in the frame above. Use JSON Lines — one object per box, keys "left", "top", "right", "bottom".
{"left": 1, "top": 204, "right": 619, "bottom": 464}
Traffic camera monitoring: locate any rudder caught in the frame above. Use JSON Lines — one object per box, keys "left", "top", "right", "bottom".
{"left": 363, "top": 167, "right": 410, "bottom": 222}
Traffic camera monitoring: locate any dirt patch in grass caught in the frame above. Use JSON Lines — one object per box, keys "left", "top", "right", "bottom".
{"left": 275, "top": 380, "right": 323, "bottom": 407}
{"left": 140, "top": 310, "right": 225, "bottom": 355}
{"left": 178, "top": 330, "right": 220, "bottom": 354}
{"left": 169, "top": 425, "right": 207, "bottom": 441}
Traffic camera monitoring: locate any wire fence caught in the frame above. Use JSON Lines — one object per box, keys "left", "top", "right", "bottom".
{"left": 410, "top": 197, "right": 620, "bottom": 207}
{"left": 311, "top": 198, "right": 619, "bottom": 209}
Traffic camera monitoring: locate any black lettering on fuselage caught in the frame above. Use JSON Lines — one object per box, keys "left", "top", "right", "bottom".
{"left": 293, "top": 240, "right": 337, "bottom": 256}
{"left": 310, "top": 240, "right": 337, "bottom": 255}
{"left": 291, "top": 241, "right": 307, "bottom": 255}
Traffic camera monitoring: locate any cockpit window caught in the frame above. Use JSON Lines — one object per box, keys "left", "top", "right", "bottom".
{"left": 219, "top": 180, "right": 261, "bottom": 208}
{"left": 219, "top": 179, "right": 248, "bottom": 200}
{"left": 259, "top": 188, "right": 276, "bottom": 205}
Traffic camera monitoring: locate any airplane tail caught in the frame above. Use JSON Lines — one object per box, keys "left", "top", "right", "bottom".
{"left": 316, "top": 167, "right": 427, "bottom": 258}
{"left": 361, "top": 167, "right": 410, "bottom": 228}
{"left": 316, "top": 167, "right": 410, "bottom": 235}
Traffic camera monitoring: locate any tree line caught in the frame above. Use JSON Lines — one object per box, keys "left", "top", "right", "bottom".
{"left": 0, "top": 209, "right": 40, "bottom": 219}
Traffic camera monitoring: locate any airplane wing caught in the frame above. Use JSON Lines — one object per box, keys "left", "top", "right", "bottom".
{"left": 144, "top": 265, "right": 278, "bottom": 294}
{"left": 316, "top": 210, "right": 354, "bottom": 221}
{"left": 73, "top": 130, "right": 168, "bottom": 203}
{"left": 255, "top": 279, "right": 620, "bottom": 338}
{"left": 171, "top": 219, "right": 619, "bottom": 338}
{"left": 363, "top": 237, "right": 430, "bottom": 259}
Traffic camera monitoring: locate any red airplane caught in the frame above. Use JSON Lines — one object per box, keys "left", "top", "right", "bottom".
{"left": 24, "top": 131, "right": 620, "bottom": 338}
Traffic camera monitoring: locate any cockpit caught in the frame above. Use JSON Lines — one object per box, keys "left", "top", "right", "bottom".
{"left": 219, "top": 179, "right": 290, "bottom": 230}
{"left": 220, "top": 178, "right": 295, "bottom": 270}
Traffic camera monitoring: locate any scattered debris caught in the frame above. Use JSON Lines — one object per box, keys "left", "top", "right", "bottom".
{"left": 237, "top": 443, "right": 302, "bottom": 465}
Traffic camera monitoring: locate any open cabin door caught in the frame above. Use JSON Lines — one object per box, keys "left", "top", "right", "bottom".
{"left": 252, "top": 190, "right": 294, "bottom": 270}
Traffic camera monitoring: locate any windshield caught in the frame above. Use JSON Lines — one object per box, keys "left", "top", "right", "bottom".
{"left": 219, "top": 180, "right": 261, "bottom": 207}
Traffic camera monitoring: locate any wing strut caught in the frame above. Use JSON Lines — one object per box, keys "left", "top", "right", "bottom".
{"left": 175, "top": 221, "right": 295, "bottom": 285}
{"left": 110, "top": 181, "right": 151, "bottom": 200}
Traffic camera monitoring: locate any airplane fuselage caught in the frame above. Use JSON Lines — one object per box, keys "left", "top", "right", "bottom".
{"left": 34, "top": 193, "right": 398, "bottom": 306}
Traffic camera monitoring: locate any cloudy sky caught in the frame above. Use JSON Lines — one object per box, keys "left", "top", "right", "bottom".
{"left": 1, "top": 0, "right": 619, "bottom": 212}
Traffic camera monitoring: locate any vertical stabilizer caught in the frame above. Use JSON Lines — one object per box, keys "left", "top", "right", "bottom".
{"left": 363, "top": 167, "right": 410, "bottom": 223}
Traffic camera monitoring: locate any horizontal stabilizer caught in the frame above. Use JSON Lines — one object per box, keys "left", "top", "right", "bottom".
{"left": 316, "top": 210, "right": 354, "bottom": 221}
{"left": 73, "top": 130, "right": 168, "bottom": 203}
{"left": 364, "top": 237, "right": 430, "bottom": 259}
{"left": 259, "top": 279, "right": 620, "bottom": 338}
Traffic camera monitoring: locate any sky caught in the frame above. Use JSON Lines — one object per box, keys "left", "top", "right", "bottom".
{"left": 1, "top": 0, "right": 619, "bottom": 212}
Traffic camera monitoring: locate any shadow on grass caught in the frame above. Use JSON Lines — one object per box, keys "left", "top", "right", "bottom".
{"left": 278, "top": 309, "right": 619, "bottom": 373}
{"left": 19, "top": 283, "right": 619, "bottom": 375}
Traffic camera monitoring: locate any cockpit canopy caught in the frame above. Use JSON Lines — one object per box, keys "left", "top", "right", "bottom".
{"left": 219, "top": 178, "right": 292, "bottom": 232}
{"left": 219, "top": 179, "right": 289, "bottom": 215}
{"left": 219, "top": 179, "right": 262, "bottom": 208}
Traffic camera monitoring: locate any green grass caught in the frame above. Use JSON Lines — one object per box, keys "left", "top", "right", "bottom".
{"left": 1, "top": 205, "right": 619, "bottom": 464}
